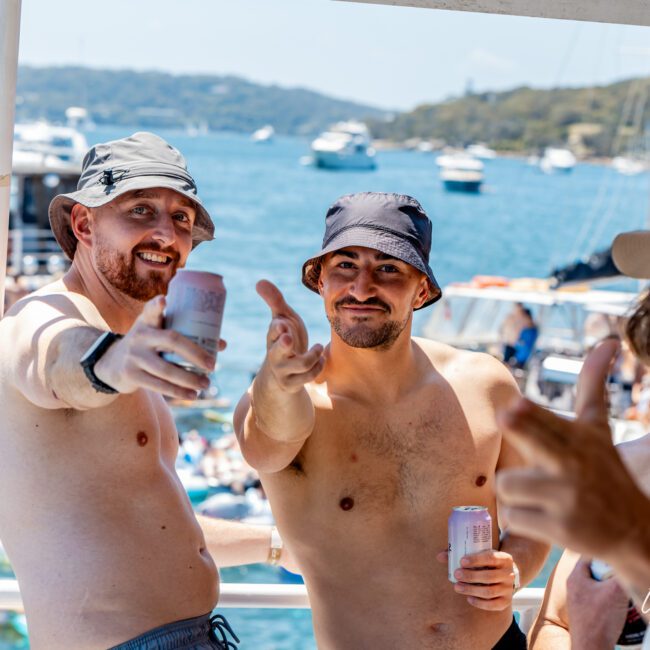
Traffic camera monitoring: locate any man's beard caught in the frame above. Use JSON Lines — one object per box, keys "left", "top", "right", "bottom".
{"left": 94, "top": 240, "right": 179, "bottom": 301}
{"left": 328, "top": 297, "right": 410, "bottom": 349}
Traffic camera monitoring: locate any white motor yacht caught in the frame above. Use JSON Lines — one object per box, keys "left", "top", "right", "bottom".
{"left": 540, "top": 147, "right": 577, "bottom": 173}
{"left": 436, "top": 152, "right": 484, "bottom": 192}
{"left": 310, "top": 121, "right": 376, "bottom": 170}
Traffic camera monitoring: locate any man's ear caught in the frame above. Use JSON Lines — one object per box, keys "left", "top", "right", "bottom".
{"left": 413, "top": 275, "right": 430, "bottom": 309}
{"left": 70, "top": 203, "right": 94, "bottom": 250}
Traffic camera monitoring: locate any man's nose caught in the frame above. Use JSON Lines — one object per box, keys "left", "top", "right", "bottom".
{"left": 349, "top": 268, "right": 376, "bottom": 301}
{"left": 151, "top": 214, "right": 176, "bottom": 247}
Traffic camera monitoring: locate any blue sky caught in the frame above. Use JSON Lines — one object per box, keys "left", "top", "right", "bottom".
{"left": 17, "top": 0, "right": 650, "bottom": 111}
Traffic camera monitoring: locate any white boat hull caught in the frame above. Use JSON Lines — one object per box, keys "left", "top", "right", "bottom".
{"left": 312, "top": 148, "right": 376, "bottom": 170}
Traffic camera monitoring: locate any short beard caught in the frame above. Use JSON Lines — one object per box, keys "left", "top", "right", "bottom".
{"left": 330, "top": 315, "right": 407, "bottom": 349}
{"left": 94, "top": 239, "right": 176, "bottom": 302}
{"left": 328, "top": 296, "right": 410, "bottom": 349}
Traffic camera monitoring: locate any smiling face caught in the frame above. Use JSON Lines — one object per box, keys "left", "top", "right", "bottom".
{"left": 87, "top": 188, "right": 196, "bottom": 301}
{"left": 317, "top": 246, "right": 430, "bottom": 349}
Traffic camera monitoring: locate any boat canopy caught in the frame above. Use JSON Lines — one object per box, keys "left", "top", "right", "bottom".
{"left": 337, "top": 1, "right": 650, "bottom": 26}
{"left": 550, "top": 247, "right": 622, "bottom": 287}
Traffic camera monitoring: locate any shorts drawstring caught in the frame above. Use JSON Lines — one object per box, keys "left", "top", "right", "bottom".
{"left": 208, "top": 614, "right": 240, "bottom": 649}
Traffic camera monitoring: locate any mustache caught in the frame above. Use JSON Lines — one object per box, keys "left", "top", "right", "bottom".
{"left": 335, "top": 296, "right": 391, "bottom": 313}
{"left": 132, "top": 242, "right": 180, "bottom": 262}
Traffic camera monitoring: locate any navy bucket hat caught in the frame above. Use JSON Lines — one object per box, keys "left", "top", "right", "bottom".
{"left": 302, "top": 192, "right": 442, "bottom": 310}
{"left": 49, "top": 131, "right": 214, "bottom": 260}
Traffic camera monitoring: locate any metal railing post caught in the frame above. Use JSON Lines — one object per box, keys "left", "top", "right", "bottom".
{"left": 0, "top": 0, "right": 22, "bottom": 318}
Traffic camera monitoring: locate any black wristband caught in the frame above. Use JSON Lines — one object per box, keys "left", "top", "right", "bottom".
{"left": 80, "top": 332, "right": 123, "bottom": 394}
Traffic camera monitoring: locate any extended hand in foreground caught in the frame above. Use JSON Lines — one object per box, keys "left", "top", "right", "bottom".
{"left": 496, "top": 338, "right": 649, "bottom": 560}
{"left": 437, "top": 549, "right": 517, "bottom": 611}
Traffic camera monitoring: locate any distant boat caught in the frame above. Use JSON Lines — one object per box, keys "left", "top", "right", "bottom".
{"left": 540, "top": 147, "right": 576, "bottom": 174}
{"left": 310, "top": 121, "right": 376, "bottom": 170}
{"left": 251, "top": 125, "right": 275, "bottom": 143}
{"left": 612, "top": 156, "right": 647, "bottom": 176}
{"left": 64, "top": 106, "right": 95, "bottom": 131}
{"left": 466, "top": 143, "right": 496, "bottom": 160}
{"left": 185, "top": 121, "right": 209, "bottom": 138}
{"left": 436, "top": 152, "right": 484, "bottom": 193}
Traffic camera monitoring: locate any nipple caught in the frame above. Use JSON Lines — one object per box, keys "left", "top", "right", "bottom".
{"left": 137, "top": 431, "right": 148, "bottom": 447}
{"left": 339, "top": 497, "right": 354, "bottom": 511}
{"left": 475, "top": 475, "right": 487, "bottom": 487}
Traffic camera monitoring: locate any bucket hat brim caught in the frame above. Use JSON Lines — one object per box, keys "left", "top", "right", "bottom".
{"left": 49, "top": 175, "right": 214, "bottom": 261}
{"left": 302, "top": 226, "right": 442, "bottom": 310}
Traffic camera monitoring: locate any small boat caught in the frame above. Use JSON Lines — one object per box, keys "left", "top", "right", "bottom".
{"left": 251, "top": 125, "right": 275, "bottom": 143}
{"left": 612, "top": 156, "right": 648, "bottom": 176}
{"left": 466, "top": 143, "right": 496, "bottom": 160}
{"left": 310, "top": 121, "right": 376, "bottom": 170}
{"left": 436, "top": 152, "right": 484, "bottom": 192}
{"left": 540, "top": 147, "right": 576, "bottom": 173}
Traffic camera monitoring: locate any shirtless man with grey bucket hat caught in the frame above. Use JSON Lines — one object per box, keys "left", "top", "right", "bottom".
{"left": 235, "top": 192, "right": 550, "bottom": 649}
{"left": 0, "top": 132, "right": 288, "bottom": 649}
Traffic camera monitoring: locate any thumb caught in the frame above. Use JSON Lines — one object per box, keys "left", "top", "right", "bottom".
{"left": 256, "top": 280, "right": 291, "bottom": 318}
{"left": 575, "top": 337, "right": 620, "bottom": 427}
{"left": 140, "top": 295, "right": 166, "bottom": 328}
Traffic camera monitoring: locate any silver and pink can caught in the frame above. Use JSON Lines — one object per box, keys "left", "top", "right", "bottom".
{"left": 448, "top": 506, "right": 493, "bottom": 583}
{"left": 163, "top": 270, "right": 226, "bottom": 374}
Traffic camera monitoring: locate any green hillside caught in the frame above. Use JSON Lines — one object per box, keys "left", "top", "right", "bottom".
{"left": 15, "top": 66, "right": 388, "bottom": 136}
{"left": 367, "top": 78, "right": 650, "bottom": 157}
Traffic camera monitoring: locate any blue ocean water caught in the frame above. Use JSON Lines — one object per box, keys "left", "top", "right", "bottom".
{"left": 1, "top": 127, "right": 649, "bottom": 649}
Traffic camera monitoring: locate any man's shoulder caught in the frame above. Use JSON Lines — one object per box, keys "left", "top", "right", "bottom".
{"left": 413, "top": 337, "right": 511, "bottom": 377}
{"left": 3, "top": 280, "right": 105, "bottom": 329}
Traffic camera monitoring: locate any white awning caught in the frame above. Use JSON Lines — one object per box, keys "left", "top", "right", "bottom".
{"left": 335, "top": 0, "right": 650, "bottom": 26}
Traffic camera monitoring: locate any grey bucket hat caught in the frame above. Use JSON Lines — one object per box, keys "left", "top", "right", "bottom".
{"left": 49, "top": 131, "right": 214, "bottom": 260}
{"left": 302, "top": 192, "right": 442, "bottom": 310}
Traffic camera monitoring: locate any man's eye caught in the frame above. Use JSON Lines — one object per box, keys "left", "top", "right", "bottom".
{"left": 338, "top": 262, "right": 355, "bottom": 269}
{"left": 379, "top": 265, "right": 399, "bottom": 273}
{"left": 173, "top": 213, "right": 190, "bottom": 223}
{"left": 132, "top": 206, "right": 149, "bottom": 215}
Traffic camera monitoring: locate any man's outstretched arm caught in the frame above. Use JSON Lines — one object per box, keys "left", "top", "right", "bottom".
{"left": 4, "top": 293, "right": 213, "bottom": 410}
{"left": 235, "top": 280, "right": 324, "bottom": 473}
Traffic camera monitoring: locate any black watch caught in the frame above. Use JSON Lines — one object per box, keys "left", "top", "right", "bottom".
{"left": 80, "top": 332, "right": 123, "bottom": 394}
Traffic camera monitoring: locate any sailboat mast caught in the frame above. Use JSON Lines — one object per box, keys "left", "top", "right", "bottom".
{"left": 0, "top": 0, "right": 21, "bottom": 318}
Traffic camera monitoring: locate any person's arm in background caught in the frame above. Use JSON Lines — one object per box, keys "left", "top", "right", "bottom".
{"left": 197, "top": 516, "right": 298, "bottom": 573}
{"left": 529, "top": 550, "right": 628, "bottom": 650}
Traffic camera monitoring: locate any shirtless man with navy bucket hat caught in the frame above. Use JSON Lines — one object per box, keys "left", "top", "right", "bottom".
{"left": 235, "top": 191, "right": 550, "bottom": 649}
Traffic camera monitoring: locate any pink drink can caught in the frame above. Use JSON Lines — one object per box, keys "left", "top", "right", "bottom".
{"left": 163, "top": 270, "right": 226, "bottom": 374}
{"left": 448, "top": 506, "right": 492, "bottom": 583}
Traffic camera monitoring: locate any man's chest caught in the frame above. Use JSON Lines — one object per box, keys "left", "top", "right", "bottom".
{"left": 285, "top": 396, "right": 501, "bottom": 516}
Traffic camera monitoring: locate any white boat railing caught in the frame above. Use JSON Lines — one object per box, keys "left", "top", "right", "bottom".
{"left": 0, "top": 578, "right": 544, "bottom": 632}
